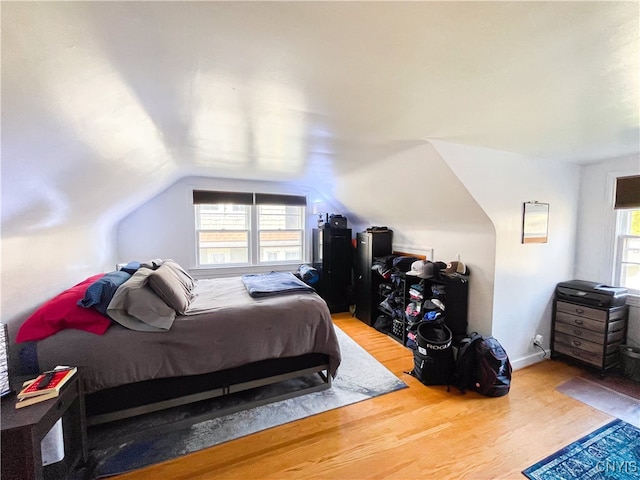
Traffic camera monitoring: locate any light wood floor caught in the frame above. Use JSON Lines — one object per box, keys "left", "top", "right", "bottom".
{"left": 117, "top": 313, "right": 612, "bottom": 480}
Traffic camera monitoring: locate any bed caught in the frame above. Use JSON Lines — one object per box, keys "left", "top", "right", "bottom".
{"left": 16, "top": 264, "right": 341, "bottom": 426}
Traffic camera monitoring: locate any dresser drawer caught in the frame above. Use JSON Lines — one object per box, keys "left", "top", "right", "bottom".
{"left": 555, "top": 311, "right": 606, "bottom": 333}
{"left": 554, "top": 323, "right": 603, "bottom": 343}
{"left": 554, "top": 332, "right": 618, "bottom": 354}
{"left": 554, "top": 323, "right": 625, "bottom": 343}
{"left": 554, "top": 341, "right": 602, "bottom": 367}
{"left": 555, "top": 301, "right": 607, "bottom": 321}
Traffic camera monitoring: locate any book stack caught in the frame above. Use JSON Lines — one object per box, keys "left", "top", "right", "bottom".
{"left": 15, "top": 366, "right": 77, "bottom": 409}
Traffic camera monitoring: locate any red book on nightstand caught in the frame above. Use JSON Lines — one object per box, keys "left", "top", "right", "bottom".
{"left": 17, "top": 367, "right": 77, "bottom": 400}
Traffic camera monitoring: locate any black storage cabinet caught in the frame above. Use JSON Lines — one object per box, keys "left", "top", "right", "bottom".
{"left": 354, "top": 231, "right": 393, "bottom": 326}
{"left": 312, "top": 228, "right": 353, "bottom": 313}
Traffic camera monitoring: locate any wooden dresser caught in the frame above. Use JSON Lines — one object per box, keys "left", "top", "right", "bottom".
{"left": 551, "top": 299, "right": 628, "bottom": 374}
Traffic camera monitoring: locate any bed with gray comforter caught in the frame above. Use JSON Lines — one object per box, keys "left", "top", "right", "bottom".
{"left": 31, "top": 275, "right": 341, "bottom": 424}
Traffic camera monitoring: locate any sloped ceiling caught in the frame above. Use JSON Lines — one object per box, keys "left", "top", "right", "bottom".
{"left": 2, "top": 1, "right": 638, "bottom": 235}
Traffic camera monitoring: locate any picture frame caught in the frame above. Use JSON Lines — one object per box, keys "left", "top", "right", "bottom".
{"left": 522, "top": 202, "right": 549, "bottom": 244}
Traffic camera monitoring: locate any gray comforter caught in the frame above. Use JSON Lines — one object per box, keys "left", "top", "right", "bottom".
{"left": 34, "top": 277, "right": 341, "bottom": 394}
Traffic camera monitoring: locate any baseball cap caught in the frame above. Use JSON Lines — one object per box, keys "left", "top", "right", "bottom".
{"left": 443, "top": 260, "right": 469, "bottom": 276}
{"left": 406, "top": 260, "right": 436, "bottom": 279}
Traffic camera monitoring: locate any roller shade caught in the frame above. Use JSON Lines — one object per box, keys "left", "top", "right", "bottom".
{"left": 254, "top": 193, "right": 307, "bottom": 206}
{"left": 614, "top": 175, "right": 640, "bottom": 209}
{"left": 192, "top": 190, "right": 253, "bottom": 205}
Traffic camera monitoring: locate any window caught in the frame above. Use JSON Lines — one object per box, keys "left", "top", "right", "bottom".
{"left": 193, "top": 191, "right": 306, "bottom": 267}
{"left": 613, "top": 175, "right": 640, "bottom": 294}
{"left": 195, "top": 204, "right": 250, "bottom": 265}
{"left": 258, "top": 205, "right": 304, "bottom": 263}
{"left": 615, "top": 208, "right": 640, "bottom": 294}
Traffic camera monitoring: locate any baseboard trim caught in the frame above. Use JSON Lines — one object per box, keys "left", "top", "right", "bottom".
{"left": 511, "top": 351, "right": 547, "bottom": 371}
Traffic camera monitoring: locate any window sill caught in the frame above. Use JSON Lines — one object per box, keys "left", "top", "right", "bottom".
{"left": 189, "top": 263, "right": 303, "bottom": 280}
{"left": 626, "top": 294, "right": 640, "bottom": 308}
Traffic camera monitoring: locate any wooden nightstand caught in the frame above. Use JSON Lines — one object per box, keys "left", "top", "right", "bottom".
{"left": 1, "top": 371, "right": 87, "bottom": 480}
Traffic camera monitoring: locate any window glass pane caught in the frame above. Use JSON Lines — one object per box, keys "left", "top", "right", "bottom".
{"left": 258, "top": 205, "right": 303, "bottom": 229}
{"left": 197, "top": 204, "right": 249, "bottom": 230}
{"left": 196, "top": 203, "right": 250, "bottom": 266}
{"left": 622, "top": 237, "right": 640, "bottom": 263}
{"left": 620, "top": 264, "right": 640, "bottom": 292}
{"left": 198, "top": 231, "right": 249, "bottom": 265}
{"left": 257, "top": 205, "right": 304, "bottom": 263}
{"left": 630, "top": 210, "right": 640, "bottom": 235}
{"left": 258, "top": 230, "right": 303, "bottom": 262}
{"left": 616, "top": 208, "right": 640, "bottom": 292}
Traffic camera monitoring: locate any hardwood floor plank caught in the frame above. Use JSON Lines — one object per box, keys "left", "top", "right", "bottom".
{"left": 113, "top": 313, "right": 613, "bottom": 480}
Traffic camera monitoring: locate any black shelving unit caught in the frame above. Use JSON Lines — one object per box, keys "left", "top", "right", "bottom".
{"left": 354, "top": 231, "right": 393, "bottom": 326}
{"left": 384, "top": 272, "right": 469, "bottom": 347}
{"left": 424, "top": 274, "right": 469, "bottom": 344}
{"left": 312, "top": 228, "right": 353, "bottom": 313}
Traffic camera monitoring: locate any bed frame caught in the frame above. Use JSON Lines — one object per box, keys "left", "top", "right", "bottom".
{"left": 85, "top": 353, "right": 331, "bottom": 428}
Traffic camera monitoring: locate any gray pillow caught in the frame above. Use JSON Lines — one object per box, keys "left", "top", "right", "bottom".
{"left": 148, "top": 263, "right": 193, "bottom": 314}
{"left": 163, "top": 260, "right": 195, "bottom": 292}
{"left": 107, "top": 268, "right": 176, "bottom": 331}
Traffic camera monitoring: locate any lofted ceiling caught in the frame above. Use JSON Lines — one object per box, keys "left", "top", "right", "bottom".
{"left": 2, "top": 1, "right": 639, "bottom": 234}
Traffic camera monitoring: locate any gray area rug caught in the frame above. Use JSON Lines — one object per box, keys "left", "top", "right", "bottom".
{"left": 73, "top": 326, "right": 407, "bottom": 478}
{"left": 557, "top": 377, "right": 640, "bottom": 428}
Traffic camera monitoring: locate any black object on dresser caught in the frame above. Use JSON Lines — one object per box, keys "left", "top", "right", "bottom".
{"left": 551, "top": 280, "right": 629, "bottom": 375}
{"left": 312, "top": 227, "right": 353, "bottom": 313}
{"left": 354, "top": 231, "right": 393, "bottom": 325}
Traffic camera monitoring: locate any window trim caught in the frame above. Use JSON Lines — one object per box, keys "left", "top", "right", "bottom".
{"left": 256, "top": 204, "right": 305, "bottom": 265}
{"left": 195, "top": 204, "right": 251, "bottom": 267}
{"left": 614, "top": 211, "right": 640, "bottom": 297}
{"left": 193, "top": 190, "right": 307, "bottom": 269}
{"left": 604, "top": 172, "right": 640, "bottom": 307}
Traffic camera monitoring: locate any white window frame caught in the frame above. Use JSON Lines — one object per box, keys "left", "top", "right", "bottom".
{"left": 195, "top": 204, "right": 251, "bottom": 267}
{"left": 601, "top": 171, "right": 640, "bottom": 307}
{"left": 613, "top": 208, "right": 640, "bottom": 296}
{"left": 256, "top": 204, "right": 305, "bottom": 265}
{"left": 194, "top": 195, "right": 306, "bottom": 269}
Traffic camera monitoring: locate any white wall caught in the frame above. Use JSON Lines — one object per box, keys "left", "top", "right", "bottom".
{"left": 118, "top": 144, "right": 498, "bottom": 338}
{"left": 430, "top": 140, "right": 581, "bottom": 369}
{"left": 18, "top": 140, "right": 624, "bottom": 375}
{"left": 116, "top": 176, "right": 335, "bottom": 277}
{"left": 576, "top": 154, "right": 640, "bottom": 347}
{"left": 334, "top": 143, "right": 496, "bottom": 338}
{"left": 1, "top": 225, "right": 117, "bottom": 338}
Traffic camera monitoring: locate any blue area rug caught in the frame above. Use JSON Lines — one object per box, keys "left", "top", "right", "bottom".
{"left": 73, "top": 326, "right": 406, "bottom": 479}
{"left": 522, "top": 419, "right": 640, "bottom": 479}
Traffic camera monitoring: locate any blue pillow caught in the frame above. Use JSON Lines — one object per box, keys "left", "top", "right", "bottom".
{"left": 119, "top": 261, "right": 141, "bottom": 275}
{"left": 78, "top": 271, "right": 132, "bottom": 316}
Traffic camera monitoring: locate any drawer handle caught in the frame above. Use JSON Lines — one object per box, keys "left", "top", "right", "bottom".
{"left": 572, "top": 340, "right": 582, "bottom": 347}
{"left": 573, "top": 329, "right": 583, "bottom": 336}
{"left": 574, "top": 319, "right": 583, "bottom": 325}
{"left": 575, "top": 308, "right": 584, "bottom": 314}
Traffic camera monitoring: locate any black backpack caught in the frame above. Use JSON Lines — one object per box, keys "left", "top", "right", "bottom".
{"left": 454, "top": 333, "right": 512, "bottom": 397}
{"left": 474, "top": 336, "right": 512, "bottom": 397}
{"left": 454, "top": 332, "right": 482, "bottom": 393}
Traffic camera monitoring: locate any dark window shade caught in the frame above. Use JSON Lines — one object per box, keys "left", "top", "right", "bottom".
{"left": 614, "top": 175, "right": 640, "bottom": 209}
{"left": 192, "top": 190, "right": 253, "bottom": 205}
{"left": 255, "top": 193, "right": 307, "bottom": 206}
